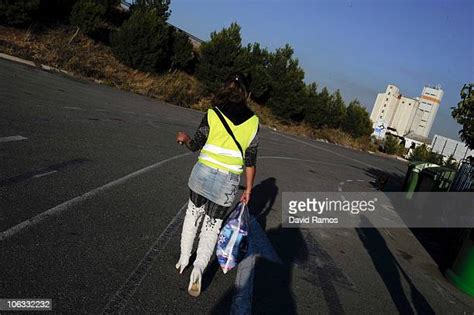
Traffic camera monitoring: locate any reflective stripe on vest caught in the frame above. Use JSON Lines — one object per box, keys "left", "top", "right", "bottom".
{"left": 198, "top": 108, "right": 259, "bottom": 174}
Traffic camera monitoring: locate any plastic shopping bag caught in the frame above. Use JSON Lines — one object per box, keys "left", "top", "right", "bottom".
{"left": 216, "top": 202, "right": 249, "bottom": 274}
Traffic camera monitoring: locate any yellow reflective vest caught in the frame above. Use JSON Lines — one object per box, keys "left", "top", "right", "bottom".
{"left": 198, "top": 108, "right": 259, "bottom": 174}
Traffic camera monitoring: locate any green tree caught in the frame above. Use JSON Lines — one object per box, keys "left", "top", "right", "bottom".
{"left": 305, "top": 86, "right": 337, "bottom": 128}
{"left": 452, "top": 83, "right": 474, "bottom": 149}
{"left": 326, "top": 90, "right": 347, "bottom": 129}
{"left": 170, "top": 30, "right": 195, "bottom": 72}
{"left": 70, "top": 0, "right": 106, "bottom": 35}
{"left": 0, "top": 0, "right": 40, "bottom": 26}
{"left": 131, "top": 0, "right": 170, "bottom": 20}
{"left": 110, "top": 8, "right": 173, "bottom": 73}
{"left": 196, "top": 23, "right": 243, "bottom": 93}
{"left": 266, "top": 44, "right": 307, "bottom": 121}
{"left": 235, "top": 43, "right": 272, "bottom": 102}
{"left": 343, "top": 99, "right": 373, "bottom": 138}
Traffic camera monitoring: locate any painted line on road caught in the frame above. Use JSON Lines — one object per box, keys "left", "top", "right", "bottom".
{"left": 271, "top": 132, "right": 379, "bottom": 169}
{"left": 33, "top": 170, "right": 58, "bottom": 178}
{"left": 0, "top": 152, "right": 192, "bottom": 241}
{"left": 259, "top": 155, "right": 352, "bottom": 169}
{"left": 63, "top": 106, "right": 82, "bottom": 110}
{"left": 0, "top": 135, "right": 28, "bottom": 143}
{"left": 101, "top": 202, "right": 188, "bottom": 314}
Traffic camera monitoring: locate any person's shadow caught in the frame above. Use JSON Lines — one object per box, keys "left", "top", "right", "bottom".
{"left": 248, "top": 177, "right": 278, "bottom": 230}
{"left": 356, "top": 216, "right": 434, "bottom": 314}
{"left": 211, "top": 177, "right": 308, "bottom": 314}
{"left": 251, "top": 224, "right": 308, "bottom": 314}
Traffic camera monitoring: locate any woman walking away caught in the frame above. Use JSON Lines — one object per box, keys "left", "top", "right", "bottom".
{"left": 175, "top": 74, "right": 259, "bottom": 297}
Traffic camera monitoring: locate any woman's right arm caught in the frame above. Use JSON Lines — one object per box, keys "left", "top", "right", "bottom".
{"left": 176, "top": 114, "right": 209, "bottom": 152}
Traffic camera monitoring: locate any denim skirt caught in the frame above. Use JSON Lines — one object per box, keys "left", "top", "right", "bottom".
{"left": 188, "top": 162, "right": 240, "bottom": 207}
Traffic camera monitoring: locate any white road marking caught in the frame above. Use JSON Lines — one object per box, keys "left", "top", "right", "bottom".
{"left": 346, "top": 179, "right": 353, "bottom": 182}
{"left": 63, "top": 106, "right": 82, "bottom": 110}
{"left": 338, "top": 186, "right": 343, "bottom": 192}
{"left": 271, "top": 132, "right": 378, "bottom": 169}
{"left": 102, "top": 202, "right": 188, "bottom": 314}
{"left": 0, "top": 135, "right": 27, "bottom": 143}
{"left": 0, "top": 152, "right": 192, "bottom": 241}
{"left": 33, "top": 170, "right": 58, "bottom": 178}
{"left": 259, "top": 155, "right": 351, "bottom": 169}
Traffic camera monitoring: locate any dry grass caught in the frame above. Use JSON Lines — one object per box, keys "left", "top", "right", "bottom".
{"left": 0, "top": 24, "right": 377, "bottom": 152}
{"left": 0, "top": 24, "right": 203, "bottom": 107}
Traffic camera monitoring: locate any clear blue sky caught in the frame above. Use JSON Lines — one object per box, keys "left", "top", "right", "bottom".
{"left": 169, "top": 0, "right": 473, "bottom": 140}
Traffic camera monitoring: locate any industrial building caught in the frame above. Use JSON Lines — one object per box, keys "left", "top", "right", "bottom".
{"left": 370, "top": 84, "right": 443, "bottom": 141}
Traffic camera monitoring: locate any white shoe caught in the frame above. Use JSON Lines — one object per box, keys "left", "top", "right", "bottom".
{"left": 176, "top": 200, "right": 205, "bottom": 274}
{"left": 188, "top": 215, "right": 223, "bottom": 297}
{"left": 188, "top": 266, "right": 203, "bottom": 297}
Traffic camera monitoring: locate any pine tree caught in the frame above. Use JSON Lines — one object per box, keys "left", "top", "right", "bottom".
{"left": 326, "top": 90, "right": 347, "bottom": 129}
{"left": 235, "top": 43, "right": 272, "bottom": 102}
{"left": 343, "top": 99, "right": 373, "bottom": 138}
{"left": 110, "top": 8, "right": 173, "bottom": 73}
{"left": 70, "top": 0, "right": 107, "bottom": 35}
{"left": 171, "top": 29, "right": 195, "bottom": 72}
{"left": 196, "top": 23, "right": 243, "bottom": 93}
{"left": 266, "top": 44, "right": 307, "bottom": 121}
{"left": 0, "top": 0, "right": 40, "bottom": 26}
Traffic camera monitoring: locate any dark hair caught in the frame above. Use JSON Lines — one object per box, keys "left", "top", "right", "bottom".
{"left": 212, "top": 74, "right": 248, "bottom": 108}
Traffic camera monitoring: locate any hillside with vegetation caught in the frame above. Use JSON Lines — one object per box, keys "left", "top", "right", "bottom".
{"left": 1, "top": 0, "right": 379, "bottom": 151}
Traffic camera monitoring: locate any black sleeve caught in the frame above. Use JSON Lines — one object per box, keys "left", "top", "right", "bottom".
{"left": 188, "top": 114, "right": 209, "bottom": 152}
{"left": 244, "top": 126, "right": 259, "bottom": 167}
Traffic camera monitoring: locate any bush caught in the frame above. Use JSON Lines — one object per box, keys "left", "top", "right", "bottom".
{"left": 196, "top": 23, "right": 243, "bottom": 93}
{"left": 171, "top": 30, "right": 195, "bottom": 72}
{"left": 0, "top": 0, "right": 40, "bottom": 26}
{"left": 384, "top": 135, "right": 402, "bottom": 155}
{"left": 70, "top": 0, "right": 106, "bottom": 35}
{"left": 110, "top": 8, "right": 173, "bottom": 73}
{"left": 343, "top": 99, "right": 373, "bottom": 138}
{"left": 408, "top": 144, "right": 443, "bottom": 164}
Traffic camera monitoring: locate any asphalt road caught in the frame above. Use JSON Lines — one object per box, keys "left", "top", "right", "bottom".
{"left": 1, "top": 58, "right": 473, "bottom": 314}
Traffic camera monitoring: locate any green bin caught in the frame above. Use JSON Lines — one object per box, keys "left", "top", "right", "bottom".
{"left": 418, "top": 167, "right": 456, "bottom": 192}
{"left": 446, "top": 229, "right": 474, "bottom": 297}
{"left": 403, "top": 162, "right": 439, "bottom": 198}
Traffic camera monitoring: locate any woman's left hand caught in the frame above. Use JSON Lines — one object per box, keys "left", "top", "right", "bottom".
{"left": 240, "top": 190, "right": 251, "bottom": 205}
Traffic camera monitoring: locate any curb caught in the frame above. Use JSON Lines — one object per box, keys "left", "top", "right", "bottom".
{"left": 0, "top": 52, "right": 72, "bottom": 76}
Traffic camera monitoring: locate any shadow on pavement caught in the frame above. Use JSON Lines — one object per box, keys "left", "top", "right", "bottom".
{"left": 210, "top": 177, "right": 312, "bottom": 314}
{"left": 356, "top": 216, "right": 434, "bottom": 315}
{"left": 251, "top": 224, "right": 308, "bottom": 314}
{"left": 248, "top": 177, "right": 278, "bottom": 230}
{"left": 363, "top": 166, "right": 461, "bottom": 273}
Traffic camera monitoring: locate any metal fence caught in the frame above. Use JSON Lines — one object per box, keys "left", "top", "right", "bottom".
{"left": 450, "top": 159, "right": 474, "bottom": 192}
